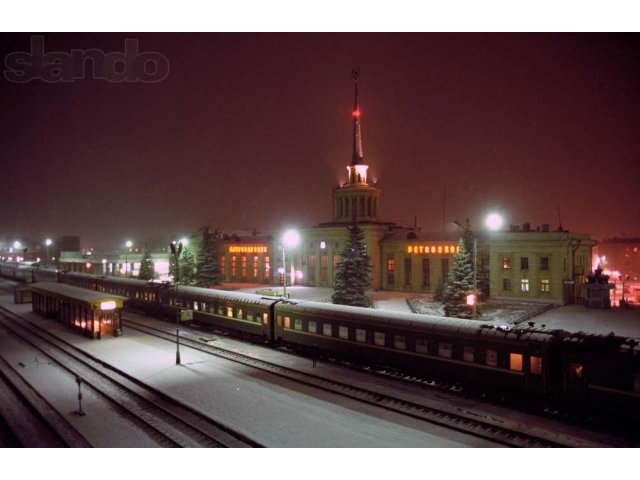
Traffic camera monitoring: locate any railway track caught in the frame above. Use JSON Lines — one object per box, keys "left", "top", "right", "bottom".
{"left": 122, "top": 314, "right": 602, "bottom": 448}
{"left": 0, "top": 305, "right": 262, "bottom": 448}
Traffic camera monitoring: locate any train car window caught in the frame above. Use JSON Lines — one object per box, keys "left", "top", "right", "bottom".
{"left": 308, "top": 320, "right": 317, "bottom": 333}
{"left": 486, "top": 349, "right": 498, "bottom": 367}
{"left": 323, "top": 323, "right": 332, "bottom": 337}
{"left": 634, "top": 373, "right": 640, "bottom": 393}
{"left": 218, "top": 307, "right": 224, "bottom": 316}
{"left": 463, "top": 346, "right": 474, "bottom": 362}
{"left": 237, "top": 308, "right": 244, "bottom": 319}
{"left": 438, "top": 342, "right": 452, "bottom": 358}
{"left": 262, "top": 313, "right": 269, "bottom": 325}
{"left": 374, "top": 331, "right": 385, "bottom": 347}
{"left": 509, "top": 353, "right": 524, "bottom": 372}
{"left": 276, "top": 315, "right": 282, "bottom": 327}
{"left": 530, "top": 356, "right": 543, "bottom": 375}
{"left": 339, "top": 326, "right": 349, "bottom": 340}
{"left": 294, "top": 319, "right": 303, "bottom": 331}
{"left": 284, "top": 317, "right": 291, "bottom": 329}
{"left": 247, "top": 313, "right": 254, "bottom": 322}
{"left": 227, "top": 307, "right": 233, "bottom": 318}
{"left": 356, "top": 328, "right": 367, "bottom": 343}
{"left": 194, "top": 301, "right": 199, "bottom": 311}
{"left": 415, "top": 338, "right": 428, "bottom": 354}
{"left": 394, "top": 335, "right": 406, "bottom": 351}
{"left": 569, "top": 363, "right": 583, "bottom": 379}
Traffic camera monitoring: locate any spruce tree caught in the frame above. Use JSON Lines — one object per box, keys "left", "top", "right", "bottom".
{"left": 138, "top": 243, "right": 155, "bottom": 280}
{"left": 195, "top": 227, "right": 221, "bottom": 288}
{"left": 332, "top": 223, "right": 372, "bottom": 307}
{"left": 179, "top": 245, "right": 197, "bottom": 286}
{"left": 442, "top": 237, "right": 476, "bottom": 319}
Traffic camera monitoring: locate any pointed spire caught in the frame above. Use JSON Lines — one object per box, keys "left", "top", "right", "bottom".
{"left": 351, "top": 67, "right": 364, "bottom": 165}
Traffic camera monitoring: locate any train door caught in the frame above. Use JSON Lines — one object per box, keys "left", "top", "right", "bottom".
{"left": 563, "top": 359, "right": 587, "bottom": 400}
{"left": 98, "top": 311, "right": 120, "bottom": 337}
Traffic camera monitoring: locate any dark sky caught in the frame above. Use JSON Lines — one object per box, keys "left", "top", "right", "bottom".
{"left": 1, "top": 33, "right": 639, "bottom": 249}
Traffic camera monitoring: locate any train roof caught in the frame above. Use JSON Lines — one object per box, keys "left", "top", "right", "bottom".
{"left": 277, "top": 299, "right": 559, "bottom": 343}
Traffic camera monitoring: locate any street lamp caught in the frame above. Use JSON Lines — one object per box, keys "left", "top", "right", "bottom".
{"left": 281, "top": 229, "right": 300, "bottom": 298}
{"left": 169, "top": 239, "right": 186, "bottom": 365}
{"left": 124, "top": 240, "right": 133, "bottom": 277}
{"left": 45, "top": 238, "right": 52, "bottom": 267}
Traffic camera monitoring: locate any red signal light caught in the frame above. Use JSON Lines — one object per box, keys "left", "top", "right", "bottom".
{"left": 353, "top": 109, "right": 361, "bottom": 118}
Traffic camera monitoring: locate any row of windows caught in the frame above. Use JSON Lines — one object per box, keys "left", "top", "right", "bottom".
{"left": 503, "top": 278, "right": 550, "bottom": 293}
{"left": 277, "top": 315, "right": 543, "bottom": 375}
{"left": 503, "top": 256, "right": 550, "bottom": 271}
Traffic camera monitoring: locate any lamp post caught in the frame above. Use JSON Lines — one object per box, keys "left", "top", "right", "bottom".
{"left": 170, "top": 239, "right": 185, "bottom": 365}
{"left": 124, "top": 240, "right": 132, "bottom": 277}
{"left": 45, "top": 238, "right": 52, "bottom": 267}
{"left": 281, "top": 229, "right": 300, "bottom": 298}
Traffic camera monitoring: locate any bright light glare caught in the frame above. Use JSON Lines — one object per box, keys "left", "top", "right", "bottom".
{"left": 466, "top": 293, "right": 476, "bottom": 306}
{"left": 485, "top": 213, "right": 504, "bottom": 231}
{"left": 100, "top": 301, "right": 116, "bottom": 311}
{"left": 283, "top": 229, "right": 300, "bottom": 248}
{"left": 45, "top": 238, "right": 52, "bottom": 246}
{"left": 125, "top": 240, "right": 133, "bottom": 248}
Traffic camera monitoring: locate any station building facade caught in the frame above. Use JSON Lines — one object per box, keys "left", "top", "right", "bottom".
{"left": 56, "top": 73, "right": 597, "bottom": 305}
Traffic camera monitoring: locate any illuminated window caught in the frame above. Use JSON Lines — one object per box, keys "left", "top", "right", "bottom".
{"left": 394, "top": 335, "right": 406, "bottom": 350}
{"left": 463, "top": 346, "right": 474, "bottom": 363}
{"left": 264, "top": 256, "right": 270, "bottom": 279}
{"left": 438, "top": 342, "right": 452, "bottom": 358}
{"left": 320, "top": 255, "right": 328, "bottom": 282}
{"left": 437, "top": 246, "right": 443, "bottom": 254}
{"left": 241, "top": 256, "right": 248, "bottom": 279}
{"left": 293, "top": 319, "right": 303, "bottom": 330}
{"left": 540, "top": 257, "right": 549, "bottom": 270}
{"left": 521, "top": 279, "right": 530, "bottom": 292}
{"left": 246, "top": 313, "right": 253, "bottom": 321}
{"left": 236, "top": 308, "right": 243, "bottom": 319}
{"left": 521, "top": 257, "right": 529, "bottom": 270}
{"left": 444, "top": 246, "right": 450, "bottom": 254}
{"left": 231, "top": 256, "right": 237, "bottom": 277}
{"left": 339, "top": 326, "right": 349, "bottom": 339}
{"left": 323, "top": 323, "right": 332, "bottom": 336}
{"left": 387, "top": 257, "right": 395, "bottom": 285}
{"left": 226, "top": 306, "right": 233, "bottom": 317}
{"left": 308, "top": 320, "right": 317, "bottom": 333}
{"left": 540, "top": 279, "right": 550, "bottom": 292}
{"left": 416, "top": 338, "right": 428, "bottom": 354}
{"left": 503, "top": 278, "right": 511, "bottom": 291}
{"left": 284, "top": 316, "right": 291, "bottom": 329}
{"left": 486, "top": 349, "right": 498, "bottom": 367}
{"left": 262, "top": 313, "right": 269, "bottom": 325}
{"left": 530, "top": 356, "right": 543, "bottom": 375}
{"left": 253, "top": 256, "right": 258, "bottom": 279}
{"left": 569, "top": 363, "right": 583, "bottom": 379}
{"left": 374, "top": 331, "right": 385, "bottom": 347}
{"left": 356, "top": 328, "right": 367, "bottom": 343}
{"left": 320, "top": 241, "right": 326, "bottom": 249}
{"left": 509, "top": 353, "right": 523, "bottom": 372}
{"left": 503, "top": 256, "right": 511, "bottom": 269}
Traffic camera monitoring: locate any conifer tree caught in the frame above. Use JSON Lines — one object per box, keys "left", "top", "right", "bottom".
{"left": 138, "top": 243, "right": 155, "bottom": 280}
{"left": 179, "top": 245, "right": 197, "bottom": 286}
{"left": 195, "top": 227, "right": 221, "bottom": 288}
{"left": 442, "top": 235, "right": 476, "bottom": 319}
{"left": 332, "top": 223, "right": 372, "bottom": 307}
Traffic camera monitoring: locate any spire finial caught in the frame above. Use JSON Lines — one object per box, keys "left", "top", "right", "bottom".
{"left": 351, "top": 67, "right": 364, "bottom": 165}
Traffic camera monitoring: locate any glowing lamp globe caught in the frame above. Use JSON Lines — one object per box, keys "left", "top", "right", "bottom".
{"left": 485, "top": 213, "right": 504, "bottom": 231}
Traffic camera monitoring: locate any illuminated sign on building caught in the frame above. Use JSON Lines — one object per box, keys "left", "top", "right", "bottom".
{"left": 100, "top": 301, "right": 117, "bottom": 311}
{"left": 228, "top": 245, "right": 269, "bottom": 254}
{"left": 407, "top": 245, "right": 460, "bottom": 255}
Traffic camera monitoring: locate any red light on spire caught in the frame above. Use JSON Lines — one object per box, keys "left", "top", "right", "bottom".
{"left": 353, "top": 109, "right": 361, "bottom": 118}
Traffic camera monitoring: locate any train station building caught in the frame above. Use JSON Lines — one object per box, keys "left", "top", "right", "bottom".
{"left": 53, "top": 74, "right": 597, "bottom": 306}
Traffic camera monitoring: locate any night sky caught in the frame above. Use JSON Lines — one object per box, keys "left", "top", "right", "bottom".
{"left": 1, "top": 33, "right": 639, "bottom": 249}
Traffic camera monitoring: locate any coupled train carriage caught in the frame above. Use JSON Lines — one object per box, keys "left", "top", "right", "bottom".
{"left": 1, "top": 262, "right": 639, "bottom": 421}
